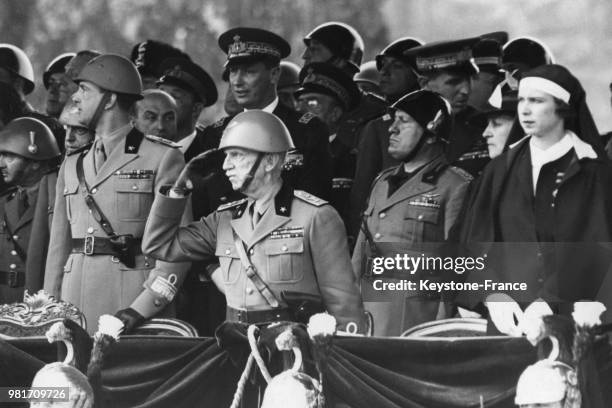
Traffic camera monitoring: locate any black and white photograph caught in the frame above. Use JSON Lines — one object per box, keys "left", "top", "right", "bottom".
{"left": 0, "top": 0, "right": 611, "bottom": 407}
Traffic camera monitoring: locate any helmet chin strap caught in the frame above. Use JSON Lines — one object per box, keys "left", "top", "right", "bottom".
{"left": 87, "top": 91, "right": 111, "bottom": 130}
{"left": 237, "top": 152, "right": 265, "bottom": 193}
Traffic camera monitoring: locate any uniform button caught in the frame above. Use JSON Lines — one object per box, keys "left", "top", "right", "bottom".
{"left": 144, "top": 262, "right": 150, "bottom": 267}
{"left": 154, "top": 299, "right": 162, "bottom": 307}
{"left": 379, "top": 212, "right": 386, "bottom": 219}
{"left": 87, "top": 227, "right": 94, "bottom": 234}
{"left": 417, "top": 214, "right": 424, "bottom": 220}
{"left": 374, "top": 233, "right": 381, "bottom": 239}
{"left": 9, "top": 264, "right": 16, "bottom": 270}
{"left": 537, "top": 278, "right": 544, "bottom": 283}
{"left": 282, "top": 245, "right": 288, "bottom": 252}
{"left": 220, "top": 196, "right": 227, "bottom": 202}
{"left": 246, "top": 287, "right": 254, "bottom": 294}
{"left": 225, "top": 249, "right": 231, "bottom": 255}
{"left": 249, "top": 249, "right": 254, "bottom": 255}
{"left": 12, "top": 235, "right": 18, "bottom": 240}
{"left": 10, "top": 250, "right": 17, "bottom": 256}
{"left": 91, "top": 188, "right": 97, "bottom": 194}
{"left": 63, "top": 188, "right": 68, "bottom": 194}
{"left": 132, "top": 185, "right": 138, "bottom": 191}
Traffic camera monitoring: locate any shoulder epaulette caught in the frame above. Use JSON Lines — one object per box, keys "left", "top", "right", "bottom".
{"left": 448, "top": 165, "right": 474, "bottom": 182}
{"left": 298, "top": 112, "right": 316, "bottom": 124}
{"left": 294, "top": 190, "right": 327, "bottom": 206}
{"left": 145, "top": 134, "right": 180, "bottom": 148}
{"left": 195, "top": 122, "right": 206, "bottom": 132}
{"left": 422, "top": 162, "right": 450, "bottom": 184}
{"left": 373, "top": 166, "right": 397, "bottom": 185}
{"left": 217, "top": 198, "right": 248, "bottom": 212}
{"left": 66, "top": 143, "right": 93, "bottom": 156}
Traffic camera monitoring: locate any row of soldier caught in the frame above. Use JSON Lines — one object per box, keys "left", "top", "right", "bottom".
{"left": 0, "top": 22, "right": 610, "bottom": 344}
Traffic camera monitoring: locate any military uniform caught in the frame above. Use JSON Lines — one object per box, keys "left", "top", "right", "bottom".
{"left": 142, "top": 183, "right": 366, "bottom": 329}
{"left": 0, "top": 173, "right": 57, "bottom": 304}
{"left": 44, "top": 126, "right": 188, "bottom": 332}
{"left": 352, "top": 146, "right": 472, "bottom": 336}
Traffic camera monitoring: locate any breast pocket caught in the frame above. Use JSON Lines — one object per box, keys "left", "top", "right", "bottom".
{"left": 404, "top": 206, "right": 441, "bottom": 243}
{"left": 264, "top": 238, "right": 304, "bottom": 283}
{"left": 63, "top": 182, "right": 79, "bottom": 224}
{"left": 115, "top": 178, "right": 154, "bottom": 222}
{"left": 215, "top": 242, "right": 241, "bottom": 284}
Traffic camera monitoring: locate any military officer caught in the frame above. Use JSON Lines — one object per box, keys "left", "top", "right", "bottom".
{"left": 0, "top": 117, "right": 61, "bottom": 304}
{"left": 302, "top": 23, "right": 389, "bottom": 186}
{"left": 196, "top": 27, "right": 333, "bottom": 208}
{"left": 348, "top": 37, "right": 423, "bottom": 240}
{"left": 352, "top": 90, "right": 472, "bottom": 336}
{"left": 59, "top": 100, "right": 95, "bottom": 154}
{"left": 405, "top": 37, "right": 489, "bottom": 177}
{"left": 354, "top": 60, "right": 382, "bottom": 98}
{"left": 156, "top": 56, "right": 218, "bottom": 155}
{"left": 294, "top": 62, "right": 360, "bottom": 231}
{"left": 143, "top": 110, "right": 367, "bottom": 331}
{"left": 44, "top": 54, "right": 189, "bottom": 333}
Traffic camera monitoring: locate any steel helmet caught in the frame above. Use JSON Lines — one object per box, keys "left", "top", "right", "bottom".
{"left": 303, "top": 22, "right": 364, "bottom": 73}
{"left": 0, "top": 117, "right": 60, "bottom": 160}
{"left": 0, "top": 44, "right": 35, "bottom": 94}
{"left": 375, "top": 37, "right": 423, "bottom": 70}
{"left": 354, "top": 60, "right": 381, "bottom": 87}
{"left": 75, "top": 53, "right": 143, "bottom": 98}
{"left": 220, "top": 110, "right": 294, "bottom": 153}
{"left": 502, "top": 36, "right": 555, "bottom": 71}
{"left": 43, "top": 52, "right": 75, "bottom": 89}
{"left": 278, "top": 61, "right": 301, "bottom": 89}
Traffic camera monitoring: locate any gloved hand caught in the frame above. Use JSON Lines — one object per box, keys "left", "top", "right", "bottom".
{"left": 114, "top": 307, "right": 145, "bottom": 334}
{"left": 485, "top": 293, "right": 524, "bottom": 337}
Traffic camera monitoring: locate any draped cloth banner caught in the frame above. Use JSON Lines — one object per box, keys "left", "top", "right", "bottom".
{"left": 1, "top": 330, "right": 611, "bottom": 408}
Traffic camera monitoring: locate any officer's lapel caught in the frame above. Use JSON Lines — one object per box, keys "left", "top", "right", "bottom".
{"left": 248, "top": 210, "right": 290, "bottom": 250}
{"left": 14, "top": 202, "right": 35, "bottom": 231}
{"left": 230, "top": 210, "right": 253, "bottom": 246}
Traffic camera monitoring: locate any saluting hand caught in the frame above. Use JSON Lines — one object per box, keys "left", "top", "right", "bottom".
{"left": 173, "top": 148, "right": 224, "bottom": 191}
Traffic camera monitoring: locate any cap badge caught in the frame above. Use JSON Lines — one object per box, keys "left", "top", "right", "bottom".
{"left": 27, "top": 131, "right": 38, "bottom": 154}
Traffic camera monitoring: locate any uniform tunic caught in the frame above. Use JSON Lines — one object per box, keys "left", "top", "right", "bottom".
{"left": 0, "top": 173, "right": 57, "bottom": 303}
{"left": 352, "top": 146, "right": 472, "bottom": 336}
{"left": 142, "top": 183, "right": 366, "bottom": 330}
{"left": 44, "top": 125, "right": 188, "bottom": 332}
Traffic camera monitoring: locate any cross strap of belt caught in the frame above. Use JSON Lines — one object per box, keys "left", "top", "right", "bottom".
{"left": 360, "top": 212, "right": 379, "bottom": 257}
{"left": 232, "top": 231, "right": 280, "bottom": 308}
{"left": 2, "top": 212, "right": 26, "bottom": 262}
{"left": 76, "top": 151, "right": 118, "bottom": 238}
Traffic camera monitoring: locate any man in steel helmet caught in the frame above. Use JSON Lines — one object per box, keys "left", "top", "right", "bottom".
{"left": 143, "top": 110, "right": 367, "bottom": 332}
{"left": 44, "top": 54, "right": 189, "bottom": 334}
{"left": 42, "top": 52, "right": 76, "bottom": 118}
{"left": 0, "top": 117, "right": 60, "bottom": 304}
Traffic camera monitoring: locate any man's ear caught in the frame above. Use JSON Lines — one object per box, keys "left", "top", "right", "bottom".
{"left": 192, "top": 101, "right": 204, "bottom": 121}
{"left": 106, "top": 93, "right": 117, "bottom": 110}
{"left": 270, "top": 65, "right": 281, "bottom": 86}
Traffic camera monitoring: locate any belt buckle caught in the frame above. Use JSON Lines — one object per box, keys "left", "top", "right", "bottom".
{"left": 7, "top": 270, "right": 17, "bottom": 287}
{"left": 84, "top": 236, "right": 95, "bottom": 255}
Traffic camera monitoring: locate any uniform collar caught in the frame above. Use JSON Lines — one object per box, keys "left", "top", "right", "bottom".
{"left": 244, "top": 97, "right": 279, "bottom": 113}
{"left": 99, "top": 123, "right": 131, "bottom": 156}
{"left": 273, "top": 182, "right": 293, "bottom": 217}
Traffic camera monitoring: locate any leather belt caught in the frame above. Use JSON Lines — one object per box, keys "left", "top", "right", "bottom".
{"left": 0, "top": 270, "right": 25, "bottom": 287}
{"left": 71, "top": 237, "right": 142, "bottom": 256}
{"left": 226, "top": 306, "right": 292, "bottom": 324}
